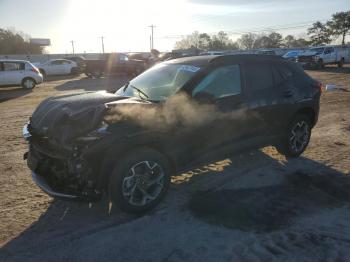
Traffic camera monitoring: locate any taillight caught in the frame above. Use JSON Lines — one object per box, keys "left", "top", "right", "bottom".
{"left": 315, "top": 82, "right": 323, "bottom": 92}
{"left": 31, "top": 67, "right": 40, "bottom": 74}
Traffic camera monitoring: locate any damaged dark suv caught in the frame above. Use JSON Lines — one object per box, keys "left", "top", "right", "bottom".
{"left": 23, "top": 55, "right": 321, "bottom": 213}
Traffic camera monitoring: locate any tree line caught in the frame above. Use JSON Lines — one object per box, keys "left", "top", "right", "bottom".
{"left": 0, "top": 28, "right": 44, "bottom": 55}
{"left": 175, "top": 11, "right": 350, "bottom": 50}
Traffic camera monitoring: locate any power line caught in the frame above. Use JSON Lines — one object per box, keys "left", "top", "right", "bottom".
{"left": 156, "top": 18, "right": 329, "bottom": 39}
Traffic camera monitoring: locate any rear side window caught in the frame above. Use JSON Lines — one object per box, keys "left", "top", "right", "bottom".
{"left": 3, "top": 62, "right": 24, "bottom": 71}
{"left": 245, "top": 63, "right": 274, "bottom": 90}
{"left": 51, "top": 60, "right": 63, "bottom": 65}
{"left": 272, "top": 63, "right": 294, "bottom": 86}
{"left": 192, "top": 65, "right": 241, "bottom": 99}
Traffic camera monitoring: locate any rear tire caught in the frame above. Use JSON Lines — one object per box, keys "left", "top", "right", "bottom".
{"left": 21, "top": 78, "right": 36, "bottom": 89}
{"left": 338, "top": 58, "right": 344, "bottom": 68}
{"left": 276, "top": 114, "right": 312, "bottom": 158}
{"left": 108, "top": 148, "right": 171, "bottom": 213}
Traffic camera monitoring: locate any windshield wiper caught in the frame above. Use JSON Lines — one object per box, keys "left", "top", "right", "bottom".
{"left": 123, "top": 82, "right": 149, "bottom": 100}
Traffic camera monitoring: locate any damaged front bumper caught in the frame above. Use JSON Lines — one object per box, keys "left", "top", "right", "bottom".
{"left": 31, "top": 171, "right": 78, "bottom": 200}
{"left": 23, "top": 122, "right": 103, "bottom": 202}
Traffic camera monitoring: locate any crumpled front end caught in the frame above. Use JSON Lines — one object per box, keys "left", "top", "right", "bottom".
{"left": 22, "top": 91, "right": 125, "bottom": 200}
{"left": 24, "top": 121, "right": 106, "bottom": 201}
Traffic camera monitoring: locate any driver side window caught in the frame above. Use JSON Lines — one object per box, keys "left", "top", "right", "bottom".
{"left": 192, "top": 64, "right": 241, "bottom": 99}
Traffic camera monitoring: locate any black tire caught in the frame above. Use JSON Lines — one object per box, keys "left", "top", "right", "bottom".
{"left": 276, "top": 114, "right": 312, "bottom": 158}
{"left": 338, "top": 58, "right": 344, "bottom": 68}
{"left": 39, "top": 69, "right": 47, "bottom": 80}
{"left": 92, "top": 70, "right": 102, "bottom": 78}
{"left": 70, "top": 67, "right": 80, "bottom": 75}
{"left": 108, "top": 148, "right": 171, "bottom": 213}
{"left": 316, "top": 59, "right": 324, "bottom": 69}
{"left": 21, "top": 77, "right": 36, "bottom": 89}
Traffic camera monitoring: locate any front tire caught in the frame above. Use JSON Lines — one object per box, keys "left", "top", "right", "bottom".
{"left": 276, "top": 115, "right": 312, "bottom": 158}
{"left": 109, "top": 148, "right": 171, "bottom": 213}
{"left": 21, "top": 78, "right": 36, "bottom": 89}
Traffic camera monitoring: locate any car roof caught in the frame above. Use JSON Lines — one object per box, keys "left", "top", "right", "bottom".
{"left": 166, "top": 54, "right": 284, "bottom": 67}
{"left": 0, "top": 59, "right": 29, "bottom": 63}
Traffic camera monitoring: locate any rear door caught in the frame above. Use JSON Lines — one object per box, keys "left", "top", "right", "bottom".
{"left": 242, "top": 61, "right": 276, "bottom": 137}
{"left": 2, "top": 61, "right": 25, "bottom": 85}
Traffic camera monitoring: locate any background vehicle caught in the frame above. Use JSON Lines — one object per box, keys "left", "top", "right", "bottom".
{"left": 0, "top": 60, "right": 43, "bottom": 89}
{"left": 23, "top": 55, "right": 321, "bottom": 213}
{"left": 65, "top": 56, "right": 86, "bottom": 72}
{"left": 84, "top": 53, "right": 146, "bottom": 78}
{"left": 297, "top": 46, "right": 348, "bottom": 68}
{"left": 283, "top": 50, "right": 303, "bottom": 61}
{"left": 34, "top": 59, "right": 79, "bottom": 78}
{"left": 200, "top": 51, "right": 225, "bottom": 55}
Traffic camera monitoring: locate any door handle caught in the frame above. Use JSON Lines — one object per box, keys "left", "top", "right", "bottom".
{"left": 283, "top": 90, "right": 293, "bottom": 98}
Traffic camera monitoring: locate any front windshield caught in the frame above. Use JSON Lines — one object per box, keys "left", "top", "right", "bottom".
{"left": 308, "top": 47, "right": 324, "bottom": 54}
{"left": 116, "top": 63, "right": 200, "bottom": 101}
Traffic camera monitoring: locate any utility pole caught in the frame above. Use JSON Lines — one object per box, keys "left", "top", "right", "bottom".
{"left": 70, "top": 40, "right": 75, "bottom": 54}
{"left": 148, "top": 25, "right": 156, "bottom": 50}
{"left": 100, "top": 36, "right": 105, "bottom": 53}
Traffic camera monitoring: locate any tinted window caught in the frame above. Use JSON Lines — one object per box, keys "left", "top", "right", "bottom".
{"left": 325, "top": 47, "right": 334, "bottom": 54}
{"left": 245, "top": 63, "right": 274, "bottom": 90}
{"left": 119, "top": 54, "right": 129, "bottom": 61}
{"left": 272, "top": 63, "right": 293, "bottom": 86}
{"left": 3, "top": 62, "right": 24, "bottom": 71}
{"left": 192, "top": 65, "right": 241, "bottom": 99}
{"left": 51, "top": 60, "right": 63, "bottom": 65}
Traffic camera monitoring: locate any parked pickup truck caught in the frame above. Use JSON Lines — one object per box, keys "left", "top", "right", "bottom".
{"left": 84, "top": 53, "right": 146, "bottom": 78}
{"left": 296, "top": 46, "right": 348, "bottom": 69}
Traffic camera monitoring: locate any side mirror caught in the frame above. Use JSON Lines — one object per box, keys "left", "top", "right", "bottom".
{"left": 193, "top": 91, "right": 215, "bottom": 104}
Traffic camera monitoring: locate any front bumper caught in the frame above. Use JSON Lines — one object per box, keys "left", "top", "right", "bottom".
{"left": 31, "top": 171, "right": 78, "bottom": 199}
{"left": 23, "top": 122, "right": 102, "bottom": 202}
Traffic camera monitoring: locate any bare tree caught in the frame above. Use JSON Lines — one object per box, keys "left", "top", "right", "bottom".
{"left": 237, "top": 33, "right": 257, "bottom": 50}
{"left": 307, "top": 22, "right": 331, "bottom": 46}
{"left": 327, "top": 11, "right": 350, "bottom": 45}
{"left": 0, "top": 28, "right": 44, "bottom": 54}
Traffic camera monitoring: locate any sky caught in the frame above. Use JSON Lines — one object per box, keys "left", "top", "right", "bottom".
{"left": 0, "top": 0, "right": 349, "bottom": 53}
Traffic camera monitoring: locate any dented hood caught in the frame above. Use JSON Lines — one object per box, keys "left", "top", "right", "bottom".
{"left": 29, "top": 91, "right": 148, "bottom": 143}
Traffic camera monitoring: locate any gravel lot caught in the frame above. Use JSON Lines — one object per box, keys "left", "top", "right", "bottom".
{"left": 0, "top": 67, "right": 350, "bottom": 261}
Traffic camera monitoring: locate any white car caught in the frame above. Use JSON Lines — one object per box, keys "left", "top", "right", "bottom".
{"left": 0, "top": 60, "right": 43, "bottom": 89}
{"left": 34, "top": 59, "right": 79, "bottom": 77}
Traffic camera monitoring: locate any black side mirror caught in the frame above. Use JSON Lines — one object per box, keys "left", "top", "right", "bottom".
{"left": 193, "top": 91, "right": 215, "bottom": 104}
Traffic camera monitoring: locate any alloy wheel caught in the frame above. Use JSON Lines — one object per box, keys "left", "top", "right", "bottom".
{"left": 122, "top": 161, "right": 165, "bottom": 206}
{"left": 289, "top": 120, "right": 310, "bottom": 153}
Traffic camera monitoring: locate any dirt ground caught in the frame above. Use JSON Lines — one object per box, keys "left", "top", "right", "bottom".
{"left": 0, "top": 66, "right": 349, "bottom": 261}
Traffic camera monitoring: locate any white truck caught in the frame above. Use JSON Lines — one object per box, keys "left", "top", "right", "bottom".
{"left": 296, "top": 45, "right": 349, "bottom": 69}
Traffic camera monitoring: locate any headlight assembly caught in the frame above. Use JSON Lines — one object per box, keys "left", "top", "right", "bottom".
{"left": 76, "top": 121, "right": 110, "bottom": 142}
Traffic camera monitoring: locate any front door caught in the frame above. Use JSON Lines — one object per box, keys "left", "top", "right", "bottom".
{"left": 187, "top": 64, "right": 248, "bottom": 157}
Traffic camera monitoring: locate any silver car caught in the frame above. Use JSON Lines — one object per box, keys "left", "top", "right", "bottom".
{"left": 0, "top": 60, "right": 43, "bottom": 89}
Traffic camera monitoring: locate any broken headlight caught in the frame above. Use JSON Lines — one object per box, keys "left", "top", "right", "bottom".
{"left": 75, "top": 121, "right": 110, "bottom": 142}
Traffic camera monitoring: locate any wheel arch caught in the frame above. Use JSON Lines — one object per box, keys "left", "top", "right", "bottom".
{"left": 97, "top": 141, "right": 177, "bottom": 191}
{"left": 293, "top": 107, "right": 316, "bottom": 127}
{"left": 22, "top": 76, "right": 37, "bottom": 85}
